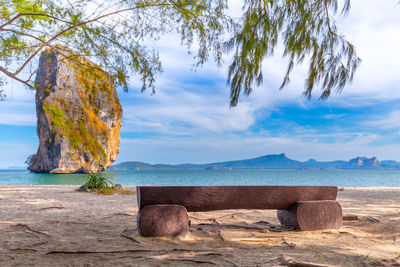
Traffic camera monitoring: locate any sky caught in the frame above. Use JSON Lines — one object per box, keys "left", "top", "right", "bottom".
{"left": 1, "top": 0, "right": 400, "bottom": 167}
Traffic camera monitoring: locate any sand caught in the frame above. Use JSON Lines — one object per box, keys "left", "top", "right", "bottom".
{"left": 0, "top": 185, "right": 399, "bottom": 266}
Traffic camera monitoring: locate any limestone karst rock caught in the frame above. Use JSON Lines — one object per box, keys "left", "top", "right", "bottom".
{"left": 348, "top": 156, "right": 381, "bottom": 168}
{"left": 28, "top": 46, "right": 122, "bottom": 173}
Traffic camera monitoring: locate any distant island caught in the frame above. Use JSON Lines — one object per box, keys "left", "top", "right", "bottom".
{"left": 109, "top": 153, "right": 400, "bottom": 171}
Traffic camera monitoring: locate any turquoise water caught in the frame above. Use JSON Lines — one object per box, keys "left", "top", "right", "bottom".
{"left": 0, "top": 169, "right": 399, "bottom": 186}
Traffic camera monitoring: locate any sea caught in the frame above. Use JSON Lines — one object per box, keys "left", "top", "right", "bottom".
{"left": 0, "top": 169, "right": 399, "bottom": 187}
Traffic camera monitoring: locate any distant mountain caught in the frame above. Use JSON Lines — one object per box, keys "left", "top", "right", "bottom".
{"left": 207, "top": 153, "right": 303, "bottom": 169}
{"left": 347, "top": 157, "right": 380, "bottom": 169}
{"left": 1, "top": 166, "right": 26, "bottom": 170}
{"left": 109, "top": 154, "right": 400, "bottom": 171}
{"left": 381, "top": 160, "right": 400, "bottom": 168}
{"left": 108, "top": 161, "right": 203, "bottom": 171}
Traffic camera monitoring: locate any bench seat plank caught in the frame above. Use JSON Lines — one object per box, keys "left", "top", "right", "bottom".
{"left": 137, "top": 186, "right": 338, "bottom": 212}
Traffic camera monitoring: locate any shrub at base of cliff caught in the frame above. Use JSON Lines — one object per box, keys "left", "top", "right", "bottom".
{"left": 79, "top": 173, "right": 113, "bottom": 191}
{"left": 77, "top": 174, "right": 135, "bottom": 195}
{"left": 28, "top": 46, "right": 122, "bottom": 173}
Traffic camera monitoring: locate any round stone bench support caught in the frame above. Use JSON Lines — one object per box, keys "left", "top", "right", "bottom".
{"left": 138, "top": 204, "right": 188, "bottom": 237}
{"left": 277, "top": 200, "right": 342, "bottom": 231}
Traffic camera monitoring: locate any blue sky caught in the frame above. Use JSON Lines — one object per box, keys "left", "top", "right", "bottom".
{"left": 1, "top": 0, "right": 400, "bottom": 167}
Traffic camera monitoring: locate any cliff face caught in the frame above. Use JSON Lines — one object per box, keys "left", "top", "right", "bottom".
{"left": 348, "top": 157, "right": 381, "bottom": 168}
{"left": 28, "top": 47, "right": 122, "bottom": 173}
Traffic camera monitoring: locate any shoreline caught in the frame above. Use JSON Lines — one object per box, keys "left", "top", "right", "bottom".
{"left": 0, "top": 186, "right": 399, "bottom": 266}
{"left": 0, "top": 184, "right": 400, "bottom": 191}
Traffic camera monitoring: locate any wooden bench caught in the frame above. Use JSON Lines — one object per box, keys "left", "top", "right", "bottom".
{"left": 136, "top": 186, "right": 342, "bottom": 237}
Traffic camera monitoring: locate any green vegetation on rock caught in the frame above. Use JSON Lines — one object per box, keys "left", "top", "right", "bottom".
{"left": 43, "top": 101, "right": 108, "bottom": 162}
{"left": 42, "top": 103, "right": 66, "bottom": 130}
{"left": 39, "top": 47, "right": 121, "bottom": 164}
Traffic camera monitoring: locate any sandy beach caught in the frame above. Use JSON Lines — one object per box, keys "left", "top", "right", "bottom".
{"left": 0, "top": 186, "right": 399, "bottom": 266}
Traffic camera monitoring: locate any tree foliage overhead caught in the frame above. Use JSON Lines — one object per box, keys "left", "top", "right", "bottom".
{"left": 0, "top": 0, "right": 359, "bottom": 106}
{"left": 0, "top": 0, "right": 229, "bottom": 97}
{"left": 227, "top": 0, "right": 361, "bottom": 106}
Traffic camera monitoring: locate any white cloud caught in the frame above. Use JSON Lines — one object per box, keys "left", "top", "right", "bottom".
{"left": 122, "top": 81, "right": 257, "bottom": 134}
{"left": 1, "top": 76, "right": 36, "bottom": 101}
{"left": 363, "top": 110, "right": 400, "bottom": 131}
{"left": 321, "top": 114, "right": 346, "bottom": 120}
{"left": 0, "top": 98, "right": 36, "bottom": 126}
{"left": 242, "top": 0, "right": 400, "bottom": 106}
{"left": 0, "top": 113, "right": 36, "bottom": 126}
{"left": 0, "top": 142, "right": 37, "bottom": 168}
{"left": 330, "top": 0, "right": 400, "bottom": 101}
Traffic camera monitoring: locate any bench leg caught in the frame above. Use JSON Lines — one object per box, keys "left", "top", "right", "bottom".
{"left": 137, "top": 204, "right": 188, "bottom": 237}
{"left": 277, "top": 200, "right": 342, "bottom": 231}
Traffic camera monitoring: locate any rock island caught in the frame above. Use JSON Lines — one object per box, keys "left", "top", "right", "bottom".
{"left": 28, "top": 46, "right": 122, "bottom": 173}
